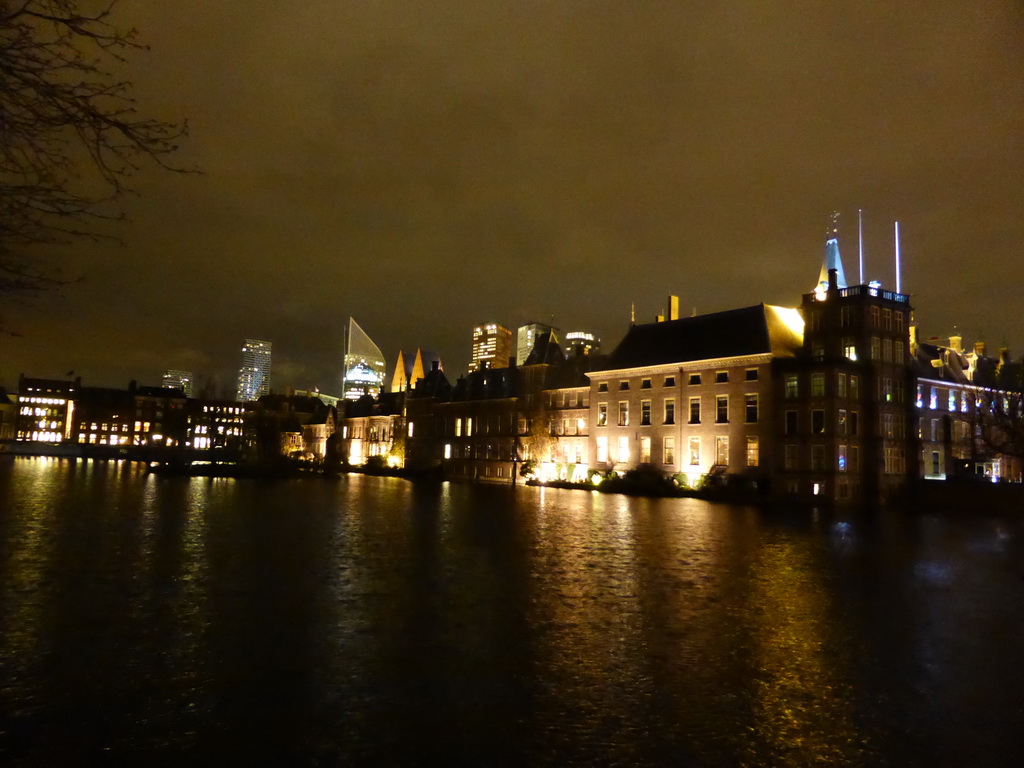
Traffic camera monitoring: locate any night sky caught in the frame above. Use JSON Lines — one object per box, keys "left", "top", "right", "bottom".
{"left": 2, "top": 0, "right": 1022, "bottom": 395}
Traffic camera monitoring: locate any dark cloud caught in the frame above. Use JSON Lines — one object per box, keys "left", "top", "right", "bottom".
{"left": 3, "top": 0, "right": 1022, "bottom": 389}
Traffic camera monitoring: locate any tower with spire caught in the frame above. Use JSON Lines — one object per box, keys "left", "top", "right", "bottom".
{"left": 814, "top": 211, "right": 848, "bottom": 295}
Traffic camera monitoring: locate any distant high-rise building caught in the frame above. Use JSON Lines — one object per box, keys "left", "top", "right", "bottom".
{"left": 516, "top": 322, "right": 557, "bottom": 366}
{"left": 563, "top": 331, "right": 601, "bottom": 358}
{"left": 162, "top": 369, "right": 194, "bottom": 397}
{"left": 342, "top": 317, "right": 386, "bottom": 400}
{"left": 235, "top": 339, "right": 272, "bottom": 402}
{"left": 470, "top": 323, "right": 513, "bottom": 371}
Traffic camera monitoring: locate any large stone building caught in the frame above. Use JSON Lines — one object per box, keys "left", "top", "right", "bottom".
{"left": 586, "top": 304, "right": 803, "bottom": 490}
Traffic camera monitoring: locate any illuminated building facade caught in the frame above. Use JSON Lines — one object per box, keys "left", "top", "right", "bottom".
{"left": 470, "top": 323, "right": 512, "bottom": 372}
{"left": 516, "top": 322, "right": 557, "bottom": 366}
{"left": 236, "top": 339, "right": 272, "bottom": 402}
{"left": 587, "top": 305, "right": 803, "bottom": 489}
{"left": 15, "top": 376, "right": 78, "bottom": 443}
{"left": 913, "top": 337, "right": 1023, "bottom": 482}
{"left": 162, "top": 369, "right": 194, "bottom": 397}
{"left": 342, "top": 317, "right": 386, "bottom": 401}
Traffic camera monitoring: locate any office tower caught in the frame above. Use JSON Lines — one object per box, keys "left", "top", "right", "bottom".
{"left": 162, "top": 369, "right": 194, "bottom": 397}
{"left": 341, "top": 317, "right": 386, "bottom": 400}
{"left": 516, "top": 322, "right": 557, "bottom": 366}
{"left": 235, "top": 339, "right": 272, "bottom": 402}
{"left": 564, "top": 331, "right": 601, "bottom": 358}
{"left": 470, "top": 323, "right": 513, "bottom": 371}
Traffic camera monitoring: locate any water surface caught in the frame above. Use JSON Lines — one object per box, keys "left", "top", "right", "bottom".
{"left": 1, "top": 457, "right": 1022, "bottom": 766}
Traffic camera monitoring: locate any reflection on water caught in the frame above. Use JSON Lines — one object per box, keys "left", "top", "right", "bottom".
{"left": 1, "top": 458, "right": 1024, "bottom": 766}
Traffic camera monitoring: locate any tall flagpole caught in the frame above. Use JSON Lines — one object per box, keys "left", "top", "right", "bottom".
{"left": 894, "top": 221, "right": 901, "bottom": 294}
{"left": 858, "top": 208, "right": 864, "bottom": 285}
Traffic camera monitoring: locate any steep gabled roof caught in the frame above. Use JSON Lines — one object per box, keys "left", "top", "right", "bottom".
{"left": 524, "top": 331, "right": 566, "bottom": 366}
{"left": 601, "top": 304, "right": 802, "bottom": 371}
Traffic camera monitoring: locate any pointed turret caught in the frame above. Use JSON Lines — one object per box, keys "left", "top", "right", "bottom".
{"left": 815, "top": 211, "right": 848, "bottom": 294}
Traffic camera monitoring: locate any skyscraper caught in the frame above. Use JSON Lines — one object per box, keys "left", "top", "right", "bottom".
{"left": 342, "top": 317, "right": 386, "bottom": 400}
{"left": 470, "top": 323, "right": 513, "bottom": 371}
{"left": 563, "top": 331, "right": 601, "bottom": 358}
{"left": 235, "top": 339, "right": 272, "bottom": 402}
{"left": 516, "top": 321, "right": 557, "bottom": 366}
{"left": 162, "top": 369, "right": 194, "bottom": 397}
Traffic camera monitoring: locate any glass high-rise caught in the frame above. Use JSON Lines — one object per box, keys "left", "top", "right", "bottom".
{"left": 342, "top": 318, "right": 386, "bottom": 401}
{"left": 235, "top": 339, "right": 272, "bottom": 402}
{"left": 163, "top": 369, "right": 194, "bottom": 397}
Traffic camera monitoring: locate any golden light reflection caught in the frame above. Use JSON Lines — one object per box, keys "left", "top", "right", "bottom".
{"left": 745, "top": 539, "right": 865, "bottom": 764}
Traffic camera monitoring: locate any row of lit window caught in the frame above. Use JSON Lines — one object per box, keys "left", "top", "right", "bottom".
{"left": 597, "top": 395, "right": 759, "bottom": 427}
{"left": 595, "top": 434, "right": 756, "bottom": 468}
{"left": 596, "top": 369, "right": 759, "bottom": 393}
{"left": 21, "top": 397, "right": 67, "bottom": 405}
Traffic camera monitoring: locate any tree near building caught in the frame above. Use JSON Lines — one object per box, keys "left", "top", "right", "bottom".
{"left": 972, "top": 359, "right": 1024, "bottom": 468}
{"left": 0, "top": 1, "right": 186, "bottom": 294}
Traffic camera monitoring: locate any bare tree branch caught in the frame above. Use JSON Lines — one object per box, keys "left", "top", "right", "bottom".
{"left": 0, "top": 0, "right": 187, "bottom": 294}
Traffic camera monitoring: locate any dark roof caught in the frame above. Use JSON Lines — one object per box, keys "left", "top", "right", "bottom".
{"left": 76, "top": 386, "right": 135, "bottom": 409}
{"left": 602, "top": 304, "right": 790, "bottom": 370}
{"left": 451, "top": 367, "right": 518, "bottom": 401}
{"left": 136, "top": 385, "right": 186, "bottom": 398}
{"left": 409, "top": 366, "right": 452, "bottom": 399}
{"left": 524, "top": 331, "right": 566, "bottom": 366}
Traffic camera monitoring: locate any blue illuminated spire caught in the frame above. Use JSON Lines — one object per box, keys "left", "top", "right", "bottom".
{"left": 815, "top": 211, "right": 847, "bottom": 293}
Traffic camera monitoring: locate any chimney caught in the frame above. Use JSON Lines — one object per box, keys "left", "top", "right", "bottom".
{"left": 431, "top": 360, "right": 440, "bottom": 372}
{"left": 828, "top": 268, "right": 838, "bottom": 291}
{"left": 974, "top": 341, "right": 986, "bottom": 357}
{"left": 668, "top": 295, "right": 680, "bottom": 321}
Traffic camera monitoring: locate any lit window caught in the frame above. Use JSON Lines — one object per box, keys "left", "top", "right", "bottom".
{"left": 639, "top": 437, "right": 651, "bottom": 463}
{"left": 785, "top": 376, "right": 799, "bottom": 398}
{"left": 664, "top": 437, "right": 675, "bottom": 465}
{"left": 618, "top": 402, "right": 629, "bottom": 426}
{"left": 597, "top": 403, "right": 608, "bottom": 427}
{"left": 746, "top": 436, "right": 759, "bottom": 467}
{"left": 689, "top": 437, "right": 700, "bottom": 466}
{"left": 715, "top": 436, "right": 729, "bottom": 466}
